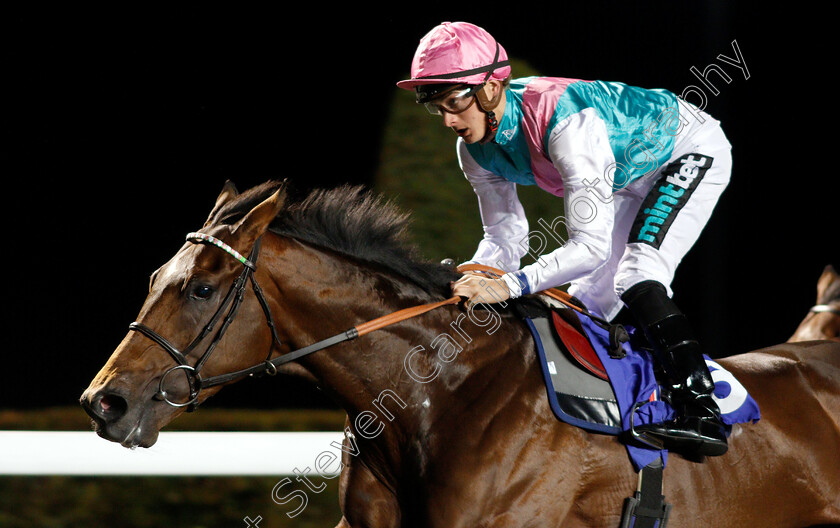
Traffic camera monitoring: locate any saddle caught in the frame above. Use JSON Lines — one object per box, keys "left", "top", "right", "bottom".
{"left": 512, "top": 297, "right": 625, "bottom": 435}
{"left": 511, "top": 293, "right": 761, "bottom": 463}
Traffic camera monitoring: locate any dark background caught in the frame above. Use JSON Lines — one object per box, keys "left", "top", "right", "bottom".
{"left": 3, "top": 4, "right": 835, "bottom": 410}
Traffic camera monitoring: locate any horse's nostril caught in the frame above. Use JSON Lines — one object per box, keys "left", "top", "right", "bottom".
{"left": 98, "top": 393, "right": 128, "bottom": 421}
{"left": 82, "top": 392, "right": 129, "bottom": 423}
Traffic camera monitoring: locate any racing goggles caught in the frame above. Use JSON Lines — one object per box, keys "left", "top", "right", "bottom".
{"left": 417, "top": 83, "right": 483, "bottom": 115}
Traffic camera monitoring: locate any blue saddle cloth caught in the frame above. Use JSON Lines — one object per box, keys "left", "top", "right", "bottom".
{"left": 523, "top": 304, "right": 761, "bottom": 471}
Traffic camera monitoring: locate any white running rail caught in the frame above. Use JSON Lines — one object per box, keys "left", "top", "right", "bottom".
{"left": 0, "top": 431, "right": 345, "bottom": 476}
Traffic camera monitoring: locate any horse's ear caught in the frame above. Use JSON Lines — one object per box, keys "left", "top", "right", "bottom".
{"left": 816, "top": 264, "right": 838, "bottom": 303}
{"left": 203, "top": 180, "right": 240, "bottom": 227}
{"left": 232, "top": 181, "right": 288, "bottom": 248}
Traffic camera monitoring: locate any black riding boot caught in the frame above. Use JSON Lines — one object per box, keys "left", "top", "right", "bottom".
{"left": 621, "top": 280, "right": 728, "bottom": 457}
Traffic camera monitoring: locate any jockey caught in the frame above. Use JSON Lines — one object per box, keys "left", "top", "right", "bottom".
{"left": 397, "top": 21, "right": 733, "bottom": 457}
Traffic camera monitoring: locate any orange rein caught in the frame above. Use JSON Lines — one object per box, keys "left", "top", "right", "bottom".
{"left": 354, "top": 296, "right": 462, "bottom": 336}
{"left": 353, "top": 263, "right": 585, "bottom": 337}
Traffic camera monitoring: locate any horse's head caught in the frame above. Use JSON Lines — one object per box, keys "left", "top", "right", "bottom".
{"left": 789, "top": 264, "right": 840, "bottom": 343}
{"left": 80, "top": 181, "right": 287, "bottom": 447}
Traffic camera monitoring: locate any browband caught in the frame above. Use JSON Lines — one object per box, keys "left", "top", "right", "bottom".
{"left": 186, "top": 232, "right": 256, "bottom": 270}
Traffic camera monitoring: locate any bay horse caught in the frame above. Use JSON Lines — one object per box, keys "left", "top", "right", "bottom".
{"left": 789, "top": 265, "right": 840, "bottom": 343}
{"left": 81, "top": 180, "right": 840, "bottom": 528}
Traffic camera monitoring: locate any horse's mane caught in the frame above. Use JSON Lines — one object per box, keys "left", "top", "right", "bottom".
{"left": 211, "top": 180, "right": 461, "bottom": 298}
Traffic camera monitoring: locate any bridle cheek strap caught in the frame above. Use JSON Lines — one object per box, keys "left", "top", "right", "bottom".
{"left": 128, "top": 234, "right": 278, "bottom": 411}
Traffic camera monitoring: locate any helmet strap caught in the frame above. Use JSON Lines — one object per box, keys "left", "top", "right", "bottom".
{"left": 475, "top": 82, "right": 504, "bottom": 144}
{"left": 480, "top": 110, "right": 500, "bottom": 144}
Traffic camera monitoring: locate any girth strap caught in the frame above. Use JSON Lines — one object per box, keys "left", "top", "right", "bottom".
{"left": 620, "top": 457, "right": 671, "bottom": 528}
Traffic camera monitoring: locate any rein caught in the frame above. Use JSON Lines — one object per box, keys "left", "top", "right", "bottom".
{"left": 129, "top": 233, "right": 612, "bottom": 411}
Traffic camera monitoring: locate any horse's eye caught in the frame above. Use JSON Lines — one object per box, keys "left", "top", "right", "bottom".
{"left": 191, "top": 284, "right": 214, "bottom": 300}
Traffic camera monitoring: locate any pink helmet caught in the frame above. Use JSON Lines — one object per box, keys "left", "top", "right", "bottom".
{"left": 396, "top": 22, "right": 511, "bottom": 91}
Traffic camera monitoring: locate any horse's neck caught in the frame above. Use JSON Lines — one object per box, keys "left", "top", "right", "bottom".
{"left": 264, "top": 236, "right": 536, "bottom": 481}
{"left": 264, "top": 237, "right": 449, "bottom": 408}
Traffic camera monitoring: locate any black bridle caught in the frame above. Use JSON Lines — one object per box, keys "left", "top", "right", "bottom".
{"left": 128, "top": 232, "right": 360, "bottom": 412}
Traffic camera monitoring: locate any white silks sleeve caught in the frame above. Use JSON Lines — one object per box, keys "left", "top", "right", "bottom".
{"left": 461, "top": 109, "right": 617, "bottom": 298}
{"left": 456, "top": 139, "right": 530, "bottom": 273}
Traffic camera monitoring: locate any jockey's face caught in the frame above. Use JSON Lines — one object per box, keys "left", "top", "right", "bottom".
{"left": 441, "top": 95, "right": 487, "bottom": 144}
{"left": 438, "top": 81, "right": 505, "bottom": 144}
